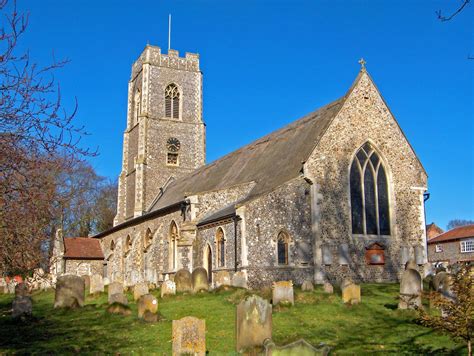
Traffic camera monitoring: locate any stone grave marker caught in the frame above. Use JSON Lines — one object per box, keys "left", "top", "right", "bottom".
{"left": 301, "top": 280, "right": 314, "bottom": 292}
{"left": 236, "top": 295, "right": 272, "bottom": 352}
{"left": 175, "top": 269, "right": 192, "bottom": 293}
{"left": 108, "top": 282, "right": 124, "bottom": 303}
{"left": 172, "top": 316, "right": 206, "bottom": 356}
{"left": 133, "top": 282, "right": 149, "bottom": 301}
{"left": 90, "top": 274, "right": 104, "bottom": 294}
{"left": 341, "top": 280, "right": 361, "bottom": 305}
{"left": 272, "top": 281, "right": 294, "bottom": 306}
{"left": 231, "top": 271, "right": 248, "bottom": 289}
{"left": 82, "top": 275, "right": 91, "bottom": 293}
{"left": 54, "top": 275, "right": 85, "bottom": 308}
{"left": 323, "top": 282, "right": 334, "bottom": 294}
{"left": 214, "top": 271, "right": 231, "bottom": 288}
{"left": 405, "top": 259, "right": 418, "bottom": 271}
{"left": 12, "top": 296, "right": 33, "bottom": 318}
{"left": 109, "top": 293, "right": 128, "bottom": 305}
{"left": 161, "top": 280, "right": 176, "bottom": 298}
{"left": 263, "top": 338, "right": 330, "bottom": 355}
{"left": 137, "top": 294, "right": 158, "bottom": 319}
{"left": 192, "top": 267, "right": 209, "bottom": 293}
{"left": 398, "top": 268, "right": 422, "bottom": 309}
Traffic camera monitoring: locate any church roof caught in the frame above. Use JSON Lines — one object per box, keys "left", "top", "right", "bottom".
{"left": 63, "top": 237, "right": 104, "bottom": 260}
{"left": 149, "top": 96, "right": 345, "bottom": 212}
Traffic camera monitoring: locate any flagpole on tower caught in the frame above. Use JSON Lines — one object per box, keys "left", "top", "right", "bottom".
{"left": 168, "top": 14, "right": 172, "bottom": 51}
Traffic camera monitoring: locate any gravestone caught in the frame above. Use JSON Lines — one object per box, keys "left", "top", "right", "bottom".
{"left": 236, "top": 295, "right": 272, "bottom": 352}
{"left": 143, "top": 310, "right": 158, "bottom": 323}
{"left": 215, "top": 271, "right": 231, "bottom": 288}
{"left": 272, "top": 281, "right": 294, "bottom": 306}
{"left": 232, "top": 271, "right": 248, "bottom": 289}
{"left": 323, "top": 282, "right": 334, "bottom": 294}
{"left": 172, "top": 316, "right": 206, "bottom": 356}
{"left": 137, "top": 294, "right": 158, "bottom": 319}
{"left": 405, "top": 259, "right": 418, "bottom": 271}
{"left": 103, "top": 277, "right": 110, "bottom": 286}
{"left": 108, "top": 282, "right": 124, "bottom": 303}
{"left": 433, "top": 272, "right": 454, "bottom": 298}
{"left": 398, "top": 268, "right": 422, "bottom": 309}
{"left": 301, "top": 280, "right": 314, "bottom": 292}
{"left": 161, "top": 280, "right": 176, "bottom": 298}
{"left": 175, "top": 269, "right": 192, "bottom": 293}
{"left": 0, "top": 278, "right": 6, "bottom": 294}
{"left": 82, "top": 275, "right": 91, "bottom": 293}
{"left": 133, "top": 282, "right": 149, "bottom": 301}
{"left": 192, "top": 267, "right": 209, "bottom": 293}
{"left": 54, "top": 275, "right": 85, "bottom": 308}
{"left": 90, "top": 274, "right": 104, "bottom": 294}
{"left": 341, "top": 280, "right": 361, "bottom": 304}
{"left": 107, "top": 303, "right": 131, "bottom": 316}
{"left": 15, "top": 283, "right": 29, "bottom": 297}
{"left": 263, "top": 338, "right": 331, "bottom": 355}
{"left": 12, "top": 296, "right": 33, "bottom": 318}
{"left": 109, "top": 293, "right": 128, "bottom": 305}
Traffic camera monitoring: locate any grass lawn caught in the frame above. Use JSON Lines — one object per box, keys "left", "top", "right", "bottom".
{"left": 0, "top": 283, "right": 465, "bottom": 355}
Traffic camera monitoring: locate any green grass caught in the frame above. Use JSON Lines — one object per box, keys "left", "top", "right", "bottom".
{"left": 0, "top": 284, "right": 465, "bottom": 355}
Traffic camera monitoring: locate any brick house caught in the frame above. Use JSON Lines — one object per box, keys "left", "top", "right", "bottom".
{"left": 427, "top": 225, "right": 474, "bottom": 264}
{"left": 426, "top": 223, "right": 443, "bottom": 240}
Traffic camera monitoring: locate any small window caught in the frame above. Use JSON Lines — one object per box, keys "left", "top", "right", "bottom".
{"left": 216, "top": 228, "right": 225, "bottom": 267}
{"left": 169, "top": 221, "right": 179, "bottom": 270}
{"left": 435, "top": 244, "right": 443, "bottom": 253}
{"left": 167, "top": 153, "right": 179, "bottom": 166}
{"left": 460, "top": 239, "right": 474, "bottom": 253}
{"left": 165, "top": 83, "right": 180, "bottom": 119}
{"left": 277, "top": 231, "right": 290, "bottom": 265}
{"left": 123, "top": 235, "right": 132, "bottom": 256}
{"left": 110, "top": 240, "right": 115, "bottom": 251}
{"left": 144, "top": 228, "right": 153, "bottom": 252}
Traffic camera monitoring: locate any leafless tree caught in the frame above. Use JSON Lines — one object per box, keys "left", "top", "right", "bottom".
{"left": 0, "top": 0, "right": 95, "bottom": 276}
{"left": 436, "top": 0, "right": 471, "bottom": 21}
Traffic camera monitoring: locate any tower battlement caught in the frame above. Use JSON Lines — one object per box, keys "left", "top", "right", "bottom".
{"left": 131, "top": 45, "right": 200, "bottom": 79}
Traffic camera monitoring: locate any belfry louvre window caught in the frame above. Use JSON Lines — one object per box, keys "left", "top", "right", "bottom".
{"left": 460, "top": 239, "right": 474, "bottom": 253}
{"left": 277, "top": 231, "right": 290, "bottom": 265}
{"left": 350, "top": 143, "right": 391, "bottom": 236}
{"left": 216, "top": 228, "right": 225, "bottom": 267}
{"left": 167, "top": 153, "right": 179, "bottom": 165}
{"left": 165, "top": 83, "right": 180, "bottom": 119}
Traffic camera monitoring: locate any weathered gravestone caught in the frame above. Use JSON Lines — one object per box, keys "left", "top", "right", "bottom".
{"left": 54, "top": 275, "right": 85, "bottom": 308}
{"left": 214, "top": 271, "right": 231, "bottom": 288}
{"left": 161, "top": 280, "right": 176, "bottom": 298}
{"left": 107, "top": 303, "right": 131, "bottom": 316}
{"left": 82, "top": 275, "right": 91, "bottom": 293}
{"left": 432, "top": 272, "right": 452, "bottom": 294}
{"left": 12, "top": 296, "right": 33, "bottom": 318}
{"left": 341, "top": 280, "right": 361, "bottom": 305}
{"left": 232, "top": 271, "right": 248, "bottom": 289}
{"left": 301, "top": 280, "right": 314, "bottom": 292}
{"left": 108, "top": 282, "right": 124, "bottom": 303}
{"left": 15, "top": 283, "right": 29, "bottom": 297}
{"left": 137, "top": 294, "right": 158, "bottom": 319}
{"left": 175, "top": 269, "right": 192, "bottom": 293}
{"left": 172, "top": 316, "right": 206, "bottom": 356}
{"left": 109, "top": 293, "right": 128, "bottom": 305}
{"left": 263, "top": 338, "right": 331, "bottom": 356}
{"left": 398, "top": 268, "right": 422, "bottom": 309}
{"left": 133, "top": 282, "right": 149, "bottom": 301}
{"left": 405, "top": 259, "right": 418, "bottom": 271}
{"left": 0, "top": 278, "right": 6, "bottom": 294}
{"left": 90, "top": 274, "right": 104, "bottom": 294}
{"left": 236, "top": 295, "right": 272, "bottom": 352}
{"left": 323, "top": 282, "right": 334, "bottom": 294}
{"left": 192, "top": 267, "right": 209, "bottom": 293}
{"left": 272, "top": 281, "right": 294, "bottom": 306}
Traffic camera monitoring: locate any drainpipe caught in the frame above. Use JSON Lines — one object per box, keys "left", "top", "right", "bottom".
{"left": 423, "top": 192, "right": 430, "bottom": 263}
{"left": 234, "top": 215, "right": 239, "bottom": 272}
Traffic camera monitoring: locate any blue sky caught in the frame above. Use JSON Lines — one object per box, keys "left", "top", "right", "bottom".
{"left": 13, "top": 0, "right": 473, "bottom": 229}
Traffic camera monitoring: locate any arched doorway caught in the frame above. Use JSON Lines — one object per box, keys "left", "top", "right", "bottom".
{"left": 203, "top": 244, "right": 212, "bottom": 283}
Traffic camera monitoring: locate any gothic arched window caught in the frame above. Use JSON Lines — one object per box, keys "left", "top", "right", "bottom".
{"left": 169, "top": 221, "right": 179, "bottom": 270}
{"left": 110, "top": 240, "right": 115, "bottom": 251}
{"left": 216, "top": 228, "right": 225, "bottom": 267}
{"left": 350, "top": 142, "right": 391, "bottom": 236}
{"left": 165, "top": 83, "right": 180, "bottom": 119}
{"left": 277, "top": 231, "right": 290, "bottom": 265}
{"left": 123, "top": 235, "right": 132, "bottom": 256}
{"left": 144, "top": 228, "right": 153, "bottom": 252}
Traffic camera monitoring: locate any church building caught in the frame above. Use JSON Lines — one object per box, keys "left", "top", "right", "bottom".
{"left": 59, "top": 45, "right": 429, "bottom": 288}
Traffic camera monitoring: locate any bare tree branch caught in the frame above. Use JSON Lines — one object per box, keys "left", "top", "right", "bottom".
{"left": 436, "top": 0, "right": 470, "bottom": 22}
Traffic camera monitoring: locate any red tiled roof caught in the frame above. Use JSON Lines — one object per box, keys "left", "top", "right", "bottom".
{"left": 428, "top": 225, "right": 474, "bottom": 244}
{"left": 63, "top": 237, "right": 104, "bottom": 259}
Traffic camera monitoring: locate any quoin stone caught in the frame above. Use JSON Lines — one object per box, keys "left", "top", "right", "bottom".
{"left": 137, "top": 294, "right": 158, "bottom": 318}
{"left": 272, "top": 281, "right": 294, "bottom": 306}
{"left": 90, "top": 274, "right": 104, "bottom": 294}
{"left": 236, "top": 295, "right": 272, "bottom": 352}
{"left": 174, "top": 269, "right": 192, "bottom": 293}
{"left": 160, "top": 280, "right": 176, "bottom": 297}
{"left": 398, "top": 268, "right": 422, "bottom": 309}
{"left": 133, "top": 282, "right": 149, "bottom": 301}
{"left": 172, "top": 316, "right": 206, "bottom": 356}
{"left": 54, "top": 275, "right": 85, "bottom": 308}
{"left": 192, "top": 267, "right": 209, "bottom": 293}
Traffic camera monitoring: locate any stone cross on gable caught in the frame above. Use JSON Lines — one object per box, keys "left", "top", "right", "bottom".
{"left": 358, "top": 58, "right": 366, "bottom": 70}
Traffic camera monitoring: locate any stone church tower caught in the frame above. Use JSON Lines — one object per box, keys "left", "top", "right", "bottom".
{"left": 114, "top": 46, "right": 205, "bottom": 225}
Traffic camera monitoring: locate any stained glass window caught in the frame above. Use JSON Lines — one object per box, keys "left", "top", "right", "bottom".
{"left": 277, "top": 231, "right": 289, "bottom": 265}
